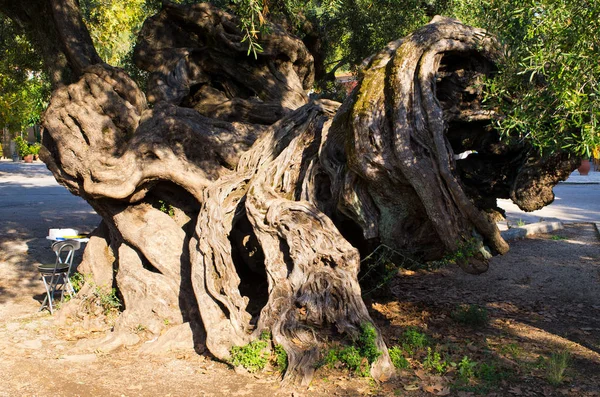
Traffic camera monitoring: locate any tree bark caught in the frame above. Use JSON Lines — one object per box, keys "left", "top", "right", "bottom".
{"left": 3, "top": 1, "right": 576, "bottom": 385}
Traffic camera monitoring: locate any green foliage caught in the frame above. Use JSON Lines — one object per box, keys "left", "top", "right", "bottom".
{"left": 457, "top": 356, "right": 477, "bottom": 381}
{"left": 230, "top": 0, "right": 268, "bottom": 58}
{"left": 323, "top": 348, "right": 340, "bottom": 368}
{"left": 388, "top": 346, "right": 410, "bottom": 369}
{"left": 94, "top": 287, "right": 121, "bottom": 315}
{"left": 338, "top": 345, "right": 366, "bottom": 375}
{"left": 423, "top": 347, "right": 447, "bottom": 374}
{"left": 13, "top": 136, "right": 31, "bottom": 157}
{"left": 500, "top": 342, "right": 522, "bottom": 359}
{"left": 29, "top": 142, "right": 41, "bottom": 156}
{"left": 12, "top": 137, "right": 42, "bottom": 157}
{"left": 546, "top": 350, "right": 570, "bottom": 386}
{"left": 400, "top": 327, "right": 429, "bottom": 355}
{"left": 450, "top": 0, "right": 600, "bottom": 156}
{"left": 157, "top": 200, "right": 175, "bottom": 217}
{"left": 319, "top": 322, "right": 382, "bottom": 376}
{"left": 230, "top": 339, "right": 269, "bottom": 372}
{"left": 516, "top": 219, "right": 526, "bottom": 227}
{"left": 451, "top": 304, "right": 489, "bottom": 327}
{"left": 80, "top": 0, "right": 157, "bottom": 66}
{"left": 0, "top": 16, "right": 50, "bottom": 131}
{"left": 357, "top": 323, "right": 382, "bottom": 364}
{"left": 550, "top": 235, "right": 567, "bottom": 241}
{"left": 274, "top": 344, "right": 288, "bottom": 372}
{"left": 70, "top": 272, "right": 86, "bottom": 293}
{"left": 476, "top": 362, "right": 509, "bottom": 383}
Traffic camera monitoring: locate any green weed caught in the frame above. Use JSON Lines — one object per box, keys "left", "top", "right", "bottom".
{"left": 339, "top": 345, "right": 367, "bottom": 375}
{"left": 230, "top": 339, "right": 269, "bottom": 372}
{"left": 500, "top": 342, "right": 522, "bottom": 359}
{"left": 274, "top": 344, "right": 288, "bottom": 372}
{"left": 358, "top": 323, "right": 382, "bottom": 364}
{"left": 516, "top": 219, "right": 526, "bottom": 227}
{"left": 423, "top": 347, "right": 447, "bottom": 374}
{"left": 451, "top": 304, "right": 489, "bottom": 327}
{"left": 551, "top": 235, "right": 567, "bottom": 241}
{"left": 69, "top": 272, "right": 85, "bottom": 293}
{"left": 319, "top": 323, "right": 382, "bottom": 376}
{"left": 429, "top": 238, "right": 481, "bottom": 268}
{"left": 323, "top": 348, "right": 340, "bottom": 369}
{"left": 94, "top": 287, "right": 121, "bottom": 315}
{"left": 457, "top": 356, "right": 477, "bottom": 381}
{"left": 400, "top": 327, "right": 428, "bottom": 355}
{"left": 389, "top": 346, "right": 410, "bottom": 369}
{"left": 546, "top": 350, "right": 570, "bottom": 386}
{"left": 157, "top": 199, "right": 175, "bottom": 217}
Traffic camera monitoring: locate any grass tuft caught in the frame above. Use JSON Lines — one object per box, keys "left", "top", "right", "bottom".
{"left": 451, "top": 304, "right": 489, "bottom": 327}
{"left": 546, "top": 350, "right": 570, "bottom": 386}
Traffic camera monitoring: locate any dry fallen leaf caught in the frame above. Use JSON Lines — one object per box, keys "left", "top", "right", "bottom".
{"left": 404, "top": 383, "right": 420, "bottom": 391}
{"left": 415, "top": 369, "right": 428, "bottom": 380}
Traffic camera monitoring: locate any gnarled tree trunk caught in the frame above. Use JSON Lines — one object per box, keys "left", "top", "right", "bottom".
{"left": 5, "top": 0, "right": 576, "bottom": 385}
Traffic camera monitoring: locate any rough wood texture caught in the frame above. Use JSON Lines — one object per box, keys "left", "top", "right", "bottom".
{"left": 134, "top": 2, "right": 313, "bottom": 124}
{"left": 23, "top": 2, "right": 576, "bottom": 385}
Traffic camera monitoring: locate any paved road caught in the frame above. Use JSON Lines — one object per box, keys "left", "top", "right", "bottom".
{"left": 0, "top": 160, "right": 100, "bottom": 241}
{"left": 499, "top": 184, "right": 600, "bottom": 225}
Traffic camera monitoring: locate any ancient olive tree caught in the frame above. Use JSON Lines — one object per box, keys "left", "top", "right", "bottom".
{"left": 1, "top": 0, "right": 576, "bottom": 384}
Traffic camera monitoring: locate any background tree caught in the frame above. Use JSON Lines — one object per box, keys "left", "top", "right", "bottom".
{"left": 0, "top": 16, "right": 49, "bottom": 133}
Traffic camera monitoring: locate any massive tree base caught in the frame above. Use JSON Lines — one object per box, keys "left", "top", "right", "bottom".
{"left": 39, "top": 3, "right": 576, "bottom": 385}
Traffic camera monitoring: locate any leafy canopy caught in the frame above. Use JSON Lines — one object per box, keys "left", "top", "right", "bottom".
{"left": 450, "top": 0, "right": 600, "bottom": 156}
{"left": 0, "top": 15, "right": 50, "bottom": 132}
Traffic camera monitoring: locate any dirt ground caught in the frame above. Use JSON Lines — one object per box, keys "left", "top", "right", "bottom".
{"left": 1, "top": 166, "right": 599, "bottom": 396}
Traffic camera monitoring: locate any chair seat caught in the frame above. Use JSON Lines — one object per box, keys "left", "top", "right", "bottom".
{"left": 38, "top": 263, "right": 69, "bottom": 273}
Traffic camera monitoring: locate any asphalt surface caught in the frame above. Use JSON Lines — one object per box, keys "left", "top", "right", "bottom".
{"left": 499, "top": 169, "right": 600, "bottom": 225}
{"left": 0, "top": 160, "right": 599, "bottom": 238}
{"left": 0, "top": 160, "right": 100, "bottom": 241}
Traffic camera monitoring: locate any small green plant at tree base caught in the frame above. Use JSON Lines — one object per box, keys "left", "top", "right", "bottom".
{"left": 274, "top": 344, "right": 288, "bottom": 372}
{"left": 516, "top": 219, "right": 526, "bottom": 227}
{"left": 318, "top": 323, "right": 383, "bottom": 376}
{"left": 322, "top": 348, "right": 340, "bottom": 369}
{"left": 452, "top": 304, "right": 489, "bottom": 327}
{"left": 230, "top": 339, "right": 269, "bottom": 372}
{"left": 94, "top": 287, "right": 121, "bottom": 315}
{"left": 358, "top": 323, "right": 382, "bottom": 364}
{"left": 546, "top": 350, "right": 570, "bottom": 386}
{"left": 423, "top": 347, "right": 447, "bottom": 374}
{"left": 69, "top": 272, "right": 85, "bottom": 293}
{"left": 338, "top": 345, "right": 368, "bottom": 375}
{"left": 388, "top": 346, "right": 410, "bottom": 369}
